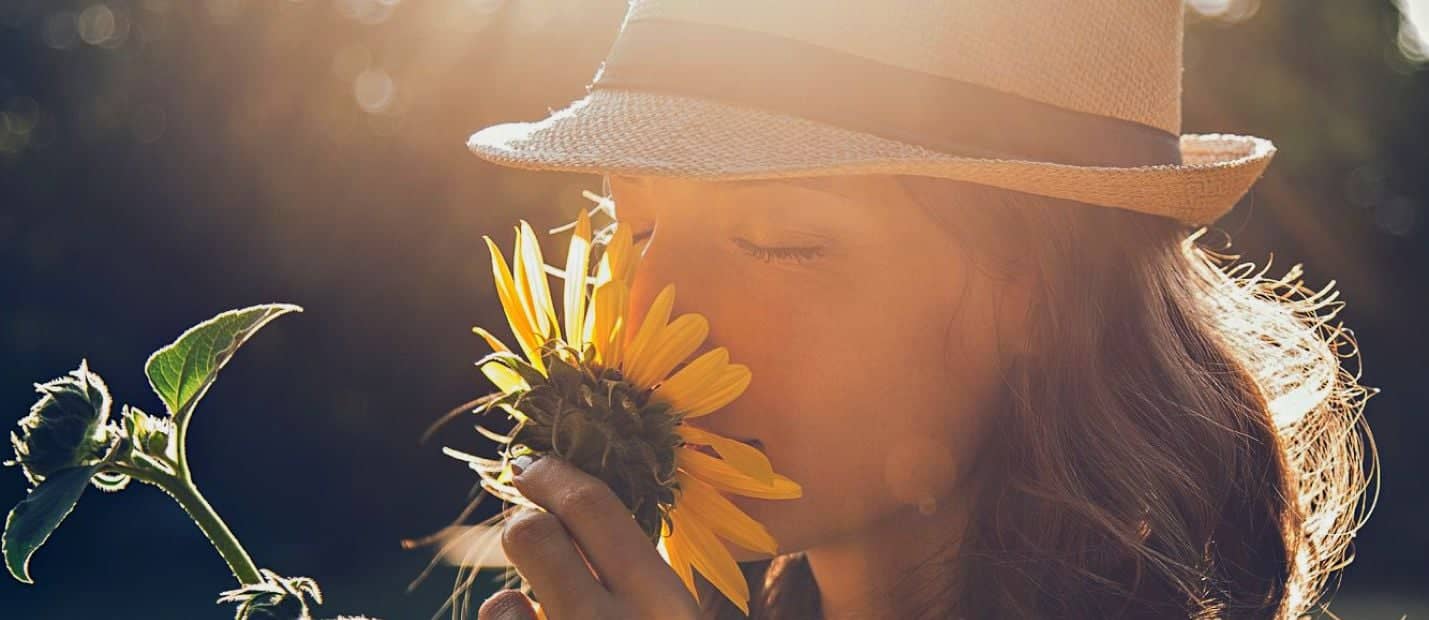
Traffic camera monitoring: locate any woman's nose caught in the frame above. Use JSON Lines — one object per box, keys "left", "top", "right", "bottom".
{"left": 623, "top": 219, "right": 710, "bottom": 349}
{"left": 625, "top": 225, "right": 674, "bottom": 339}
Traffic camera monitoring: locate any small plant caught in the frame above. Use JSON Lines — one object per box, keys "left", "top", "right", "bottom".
{"left": 3, "top": 304, "right": 372, "bottom": 619}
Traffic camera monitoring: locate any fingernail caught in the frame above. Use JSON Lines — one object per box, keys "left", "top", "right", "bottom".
{"left": 510, "top": 455, "right": 536, "bottom": 476}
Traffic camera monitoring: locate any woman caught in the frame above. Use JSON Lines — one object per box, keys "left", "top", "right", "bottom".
{"left": 464, "top": 1, "right": 1376, "bottom": 618}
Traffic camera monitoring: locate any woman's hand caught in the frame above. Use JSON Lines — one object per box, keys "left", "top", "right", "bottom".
{"left": 477, "top": 455, "right": 703, "bottom": 620}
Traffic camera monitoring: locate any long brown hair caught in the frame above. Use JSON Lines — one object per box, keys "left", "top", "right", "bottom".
{"left": 699, "top": 177, "right": 1378, "bottom": 619}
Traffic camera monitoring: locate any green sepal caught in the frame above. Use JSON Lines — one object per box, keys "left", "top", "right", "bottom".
{"left": 511, "top": 360, "right": 548, "bottom": 391}
{"left": 121, "top": 405, "right": 175, "bottom": 462}
{"left": 473, "top": 350, "right": 526, "bottom": 369}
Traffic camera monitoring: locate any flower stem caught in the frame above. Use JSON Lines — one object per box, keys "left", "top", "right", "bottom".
{"left": 163, "top": 478, "right": 263, "bottom": 585}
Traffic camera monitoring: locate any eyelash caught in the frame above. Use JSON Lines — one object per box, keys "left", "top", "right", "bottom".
{"left": 628, "top": 228, "right": 824, "bottom": 264}
{"left": 732, "top": 237, "right": 825, "bottom": 264}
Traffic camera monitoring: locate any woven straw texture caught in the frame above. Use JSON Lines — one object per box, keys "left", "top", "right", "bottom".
{"left": 467, "top": 0, "right": 1277, "bottom": 226}
{"left": 469, "top": 90, "right": 1274, "bottom": 226}
{"left": 625, "top": 0, "right": 1185, "bottom": 134}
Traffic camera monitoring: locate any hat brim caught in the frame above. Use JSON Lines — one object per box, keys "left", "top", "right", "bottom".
{"left": 467, "top": 89, "right": 1275, "bottom": 226}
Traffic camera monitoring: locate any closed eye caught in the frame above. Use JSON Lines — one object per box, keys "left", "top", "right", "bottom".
{"left": 732, "top": 237, "right": 825, "bottom": 264}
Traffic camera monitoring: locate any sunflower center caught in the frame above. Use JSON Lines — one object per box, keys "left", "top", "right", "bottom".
{"left": 497, "top": 346, "right": 685, "bottom": 544}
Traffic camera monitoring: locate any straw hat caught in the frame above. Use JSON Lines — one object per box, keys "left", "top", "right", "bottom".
{"left": 466, "top": 0, "right": 1276, "bottom": 226}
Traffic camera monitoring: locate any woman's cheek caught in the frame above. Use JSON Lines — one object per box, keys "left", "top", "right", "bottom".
{"left": 712, "top": 265, "right": 902, "bottom": 545}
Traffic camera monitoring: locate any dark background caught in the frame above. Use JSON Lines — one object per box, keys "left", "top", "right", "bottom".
{"left": 0, "top": 1, "right": 1425, "bottom": 618}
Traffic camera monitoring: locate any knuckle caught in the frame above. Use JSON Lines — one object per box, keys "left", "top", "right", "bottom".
{"left": 478, "top": 590, "right": 532, "bottom": 620}
{"left": 501, "top": 509, "right": 566, "bottom": 557}
{"left": 556, "top": 481, "right": 618, "bottom": 515}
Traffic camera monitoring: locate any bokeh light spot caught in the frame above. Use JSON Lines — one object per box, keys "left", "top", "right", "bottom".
{"left": 77, "top": 4, "right": 116, "bottom": 46}
{"left": 335, "top": 0, "right": 396, "bottom": 25}
{"left": 1375, "top": 197, "right": 1420, "bottom": 237}
{"left": 3, "top": 97, "right": 40, "bottom": 135}
{"left": 354, "top": 68, "right": 396, "bottom": 114}
{"left": 1187, "top": 0, "right": 1260, "bottom": 23}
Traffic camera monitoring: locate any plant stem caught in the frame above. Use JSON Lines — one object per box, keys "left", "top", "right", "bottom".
{"left": 163, "top": 478, "right": 263, "bottom": 585}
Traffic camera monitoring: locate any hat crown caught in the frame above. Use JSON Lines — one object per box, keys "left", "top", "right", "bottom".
{"left": 620, "top": 0, "right": 1185, "bottom": 135}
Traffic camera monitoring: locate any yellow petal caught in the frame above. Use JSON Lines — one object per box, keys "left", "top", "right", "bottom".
{"left": 471, "top": 326, "right": 512, "bottom": 354}
{"left": 660, "top": 520, "right": 699, "bottom": 604}
{"left": 562, "top": 210, "right": 592, "bottom": 349}
{"left": 511, "top": 230, "right": 539, "bottom": 333}
{"left": 676, "top": 473, "right": 778, "bottom": 555}
{"left": 587, "top": 279, "right": 628, "bottom": 368}
{"left": 598, "top": 224, "right": 635, "bottom": 287}
{"left": 481, "top": 362, "right": 528, "bottom": 394}
{"left": 678, "top": 448, "right": 803, "bottom": 500}
{"left": 497, "top": 462, "right": 516, "bottom": 484}
{"left": 583, "top": 294, "right": 600, "bottom": 365}
{"left": 522, "top": 221, "right": 562, "bottom": 340}
{"left": 672, "top": 506, "right": 749, "bottom": 615}
{"left": 677, "top": 424, "right": 773, "bottom": 485}
{"left": 657, "top": 519, "right": 673, "bottom": 561}
{"left": 621, "top": 284, "right": 676, "bottom": 382}
{"left": 484, "top": 236, "right": 544, "bottom": 373}
{"left": 653, "top": 347, "right": 727, "bottom": 407}
{"left": 666, "top": 364, "right": 752, "bottom": 419}
{"left": 516, "top": 222, "right": 561, "bottom": 342}
{"left": 582, "top": 289, "right": 600, "bottom": 359}
{"left": 495, "top": 402, "right": 530, "bottom": 424}
{"left": 627, "top": 313, "right": 708, "bottom": 388}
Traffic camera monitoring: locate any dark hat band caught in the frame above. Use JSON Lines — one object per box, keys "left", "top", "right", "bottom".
{"left": 591, "top": 19, "right": 1183, "bottom": 168}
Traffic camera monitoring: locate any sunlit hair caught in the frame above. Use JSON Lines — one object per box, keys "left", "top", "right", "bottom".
{"left": 694, "top": 176, "right": 1378, "bottom": 619}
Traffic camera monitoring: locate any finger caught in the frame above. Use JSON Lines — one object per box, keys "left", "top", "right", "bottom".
{"left": 512, "top": 456, "right": 696, "bottom": 611}
{"left": 500, "top": 505, "right": 610, "bottom": 618}
{"left": 478, "top": 589, "right": 538, "bottom": 620}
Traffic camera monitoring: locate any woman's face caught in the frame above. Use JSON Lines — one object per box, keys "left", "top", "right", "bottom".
{"left": 609, "top": 174, "right": 1030, "bottom": 560}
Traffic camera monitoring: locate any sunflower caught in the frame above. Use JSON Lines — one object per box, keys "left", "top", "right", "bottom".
{"left": 449, "top": 204, "right": 802, "bottom": 615}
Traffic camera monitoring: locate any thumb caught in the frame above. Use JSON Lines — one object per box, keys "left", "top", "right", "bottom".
{"left": 478, "top": 590, "right": 539, "bottom": 620}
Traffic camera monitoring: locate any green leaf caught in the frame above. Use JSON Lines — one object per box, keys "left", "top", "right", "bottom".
{"left": 145, "top": 304, "right": 302, "bottom": 423}
{"left": 3, "top": 464, "right": 100, "bottom": 583}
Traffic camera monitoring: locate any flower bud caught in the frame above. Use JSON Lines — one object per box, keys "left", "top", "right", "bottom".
{"left": 218, "top": 569, "right": 323, "bottom": 620}
{"left": 8, "top": 360, "right": 113, "bottom": 485}
{"left": 121, "top": 405, "right": 174, "bottom": 460}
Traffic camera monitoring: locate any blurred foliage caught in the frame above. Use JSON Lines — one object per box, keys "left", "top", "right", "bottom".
{"left": 0, "top": 0, "right": 1425, "bottom": 617}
